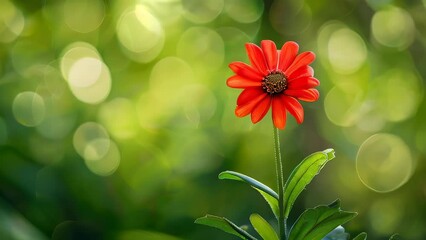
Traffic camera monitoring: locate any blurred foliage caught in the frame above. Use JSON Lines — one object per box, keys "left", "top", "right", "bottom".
{"left": 1, "top": 0, "right": 426, "bottom": 239}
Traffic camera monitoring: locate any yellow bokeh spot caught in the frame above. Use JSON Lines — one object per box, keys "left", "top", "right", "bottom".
{"left": 73, "top": 122, "right": 110, "bottom": 158}
{"left": 224, "top": 0, "right": 264, "bottom": 23}
{"left": 374, "top": 69, "right": 422, "bottom": 122}
{"left": 327, "top": 28, "right": 367, "bottom": 74}
{"left": 60, "top": 42, "right": 111, "bottom": 104}
{"left": 73, "top": 122, "right": 119, "bottom": 176}
{"left": 60, "top": 42, "right": 101, "bottom": 80}
{"left": 116, "top": 4, "right": 164, "bottom": 63}
{"left": 63, "top": 0, "right": 105, "bottom": 33}
{"left": 149, "top": 57, "right": 194, "bottom": 101}
{"left": 0, "top": 0, "right": 25, "bottom": 43}
{"left": 324, "top": 84, "right": 363, "bottom": 127}
{"left": 371, "top": 6, "right": 415, "bottom": 49}
{"left": 12, "top": 92, "right": 46, "bottom": 127}
{"left": 182, "top": 0, "right": 224, "bottom": 24}
{"left": 356, "top": 133, "right": 413, "bottom": 193}
{"left": 67, "top": 57, "right": 103, "bottom": 88}
{"left": 177, "top": 27, "right": 225, "bottom": 72}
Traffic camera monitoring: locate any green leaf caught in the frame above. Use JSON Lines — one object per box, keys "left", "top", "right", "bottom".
{"left": 219, "top": 171, "right": 279, "bottom": 218}
{"left": 256, "top": 189, "right": 279, "bottom": 218}
{"left": 284, "top": 148, "right": 336, "bottom": 218}
{"left": 352, "top": 232, "right": 367, "bottom": 240}
{"left": 249, "top": 214, "right": 279, "bottom": 240}
{"left": 288, "top": 199, "right": 357, "bottom": 240}
{"left": 195, "top": 214, "right": 257, "bottom": 240}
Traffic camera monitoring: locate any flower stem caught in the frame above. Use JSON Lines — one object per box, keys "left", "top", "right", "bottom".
{"left": 273, "top": 126, "right": 286, "bottom": 240}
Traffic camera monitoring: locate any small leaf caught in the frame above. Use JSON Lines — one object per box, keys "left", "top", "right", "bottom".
{"left": 249, "top": 214, "right": 279, "bottom": 240}
{"left": 219, "top": 171, "right": 279, "bottom": 218}
{"left": 284, "top": 148, "right": 335, "bottom": 218}
{"left": 195, "top": 214, "right": 257, "bottom": 240}
{"left": 288, "top": 199, "right": 357, "bottom": 240}
{"left": 352, "top": 232, "right": 367, "bottom": 240}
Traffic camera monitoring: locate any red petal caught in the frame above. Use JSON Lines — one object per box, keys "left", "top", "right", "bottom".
{"left": 235, "top": 93, "right": 267, "bottom": 117}
{"left": 285, "top": 52, "right": 315, "bottom": 77}
{"left": 272, "top": 95, "right": 287, "bottom": 129}
{"left": 227, "top": 75, "right": 262, "bottom": 88}
{"left": 245, "top": 43, "right": 268, "bottom": 74}
{"left": 288, "top": 65, "right": 314, "bottom": 79}
{"left": 237, "top": 88, "right": 265, "bottom": 106}
{"left": 278, "top": 41, "right": 299, "bottom": 72}
{"left": 283, "top": 96, "right": 304, "bottom": 124}
{"left": 261, "top": 40, "right": 278, "bottom": 71}
{"left": 229, "top": 62, "right": 263, "bottom": 81}
{"left": 285, "top": 89, "right": 319, "bottom": 102}
{"left": 288, "top": 77, "right": 320, "bottom": 89}
{"left": 251, "top": 96, "right": 271, "bottom": 123}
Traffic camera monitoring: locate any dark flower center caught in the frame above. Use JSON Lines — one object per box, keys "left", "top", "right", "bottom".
{"left": 262, "top": 71, "right": 287, "bottom": 95}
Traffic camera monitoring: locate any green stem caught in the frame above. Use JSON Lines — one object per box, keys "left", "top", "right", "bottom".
{"left": 273, "top": 126, "right": 286, "bottom": 240}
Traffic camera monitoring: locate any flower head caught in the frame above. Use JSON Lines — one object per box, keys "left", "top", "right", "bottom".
{"left": 227, "top": 40, "right": 320, "bottom": 129}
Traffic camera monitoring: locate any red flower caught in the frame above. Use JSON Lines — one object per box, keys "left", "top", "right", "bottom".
{"left": 227, "top": 40, "right": 320, "bottom": 129}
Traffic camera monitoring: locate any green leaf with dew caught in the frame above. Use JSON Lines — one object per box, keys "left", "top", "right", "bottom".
{"left": 288, "top": 199, "right": 357, "bottom": 240}
{"left": 352, "top": 232, "right": 367, "bottom": 240}
{"left": 249, "top": 214, "right": 279, "bottom": 240}
{"left": 195, "top": 214, "right": 257, "bottom": 240}
{"left": 284, "top": 148, "right": 335, "bottom": 218}
{"left": 219, "top": 171, "right": 279, "bottom": 218}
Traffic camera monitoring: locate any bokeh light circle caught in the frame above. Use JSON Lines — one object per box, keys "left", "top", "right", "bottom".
{"left": 225, "top": 0, "right": 264, "bottom": 23}
{"left": 356, "top": 133, "right": 413, "bottom": 193}
{"left": 149, "top": 57, "right": 194, "bottom": 98}
{"left": 60, "top": 42, "right": 101, "bottom": 80}
{"left": 116, "top": 4, "right": 164, "bottom": 63}
{"left": 66, "top": 58, "right": 112, "bottom": 104}
{"left": 324, "top": 85, "right": 363, "bottom": 127}
{"left": 374, "top": 69, "right": 422, "bottom": 122}
{"left": 0, "top": 0, "right": 25, "bottom": 43}
{"left": 67, "top": 57, "right": 103, "bottom": 88}
{"left": 177, "top": 27, "right": 225, "bottom": 71}
{"left": 73, "top": 122, "right": 110, "bottom": 159}
{"left": 182, "top": 0, "right": 224, "bottom": 24}
{"left": 73, "top": 122, "right": 120, "bottom": 176}
{"left": 371, "top": 7, "right": 415, "bottom": 49}
{"left": 12, "top": 91, "right": 46, "bottom": 127}
{"left": 84, "top": 140, "right": 120, "bottom": 176}
{"left": 63, "top": 0, "right": 105, "bottom": 33}
{"left": 60, "top": 42, "right": 112, "bottom": 104}
{"left": 327, "top": 28, "right": 367, "bottom": 74}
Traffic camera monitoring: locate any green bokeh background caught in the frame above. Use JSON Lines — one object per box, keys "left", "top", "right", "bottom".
{"left": 1, "top": 0, "right": 426, "bottom": 239}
